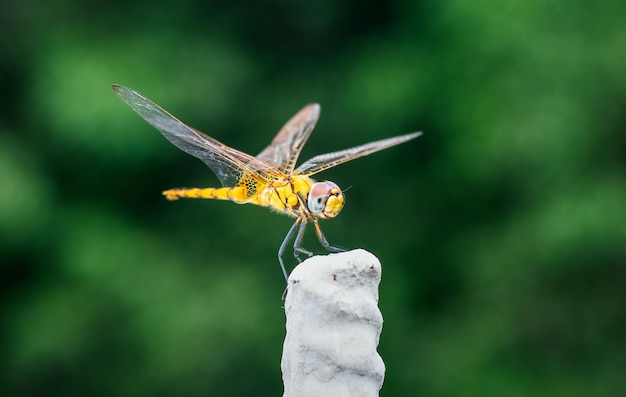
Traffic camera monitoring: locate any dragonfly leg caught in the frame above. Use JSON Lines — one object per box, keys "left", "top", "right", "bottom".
{"left": 312, "top": 217, "right": 346, "bottom": 253}
{"left": 293, "top": 219, "right": 314, "bottom": 261}
{"left": 279, "top": 219, "right": 301, "bottom": 282}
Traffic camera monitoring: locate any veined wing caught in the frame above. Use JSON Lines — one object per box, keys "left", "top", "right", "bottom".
{"left": 112, "top": 85, "right": 280, "bottom": 187}
{"left": 295, "top": 132, "right": 422, "bottom": 176}
{"left": 256, "top": 104, "right": 320, "bottom": 174}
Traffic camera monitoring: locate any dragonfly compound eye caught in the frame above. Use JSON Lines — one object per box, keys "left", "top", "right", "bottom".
{"left": 308, "top": 181, "right": 344, "bottom": 219}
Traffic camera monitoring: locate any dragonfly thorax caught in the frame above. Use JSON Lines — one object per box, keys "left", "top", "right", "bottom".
{"left": 307, "top": 181, "right": 344, "bottom": 219}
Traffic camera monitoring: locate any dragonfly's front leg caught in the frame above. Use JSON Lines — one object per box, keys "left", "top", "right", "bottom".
{"left": 312, "top": 217, "right": 346, "bottom": 253}
{"left": 279, "top": 219, "right": 301, "bottom": 282}
{"left": 293, "top": 219, "right": 314, "bottom": 262}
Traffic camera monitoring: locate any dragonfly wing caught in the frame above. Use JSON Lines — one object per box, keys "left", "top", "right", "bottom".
{"left": 295, "top": 132, "right": 422, "bottom": 176}
{"left": 112, "top": 85, "right": 278, "bottom": 187}
{"left": 256, "top": 104, "right": 320, "bottom": 174}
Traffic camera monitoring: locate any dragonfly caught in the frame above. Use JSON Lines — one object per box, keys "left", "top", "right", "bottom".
{"left": 112, "top": 85, "right": 421, "bottom": 280}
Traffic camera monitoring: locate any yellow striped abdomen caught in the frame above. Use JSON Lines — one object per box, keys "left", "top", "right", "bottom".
{"left": 163, "top": 186, "right": 254, "bottom": 202}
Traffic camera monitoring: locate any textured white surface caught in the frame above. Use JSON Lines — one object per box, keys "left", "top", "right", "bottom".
{"left": 281, "top": 249, "right": 385, "bottom": 397}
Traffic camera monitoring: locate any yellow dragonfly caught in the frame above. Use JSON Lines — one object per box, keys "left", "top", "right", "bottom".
{"left": 112, "top": 85, "right": 421, "bottom": 280}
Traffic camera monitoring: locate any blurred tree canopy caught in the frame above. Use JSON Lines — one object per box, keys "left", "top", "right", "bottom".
{"left": 1, "top": 0, "right": 625, "bottom": 396}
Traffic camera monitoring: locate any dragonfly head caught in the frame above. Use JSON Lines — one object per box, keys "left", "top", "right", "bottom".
{"left": 307, "top": 181, "right": 344, "bottom": 219}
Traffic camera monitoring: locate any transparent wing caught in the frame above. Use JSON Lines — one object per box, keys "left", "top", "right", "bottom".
{"left": 295, "top": 132, "right": 422, "bottom": 176}
{"left": 112, "top": 85, "right": 280, "bottom": 187}
{"left": 256, "top": 104, "right": 320, "bottom": 174}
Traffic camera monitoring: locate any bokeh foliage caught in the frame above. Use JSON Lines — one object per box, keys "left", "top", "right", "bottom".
{"left": 1, "top": 0, "right": 625, "bottom": 396}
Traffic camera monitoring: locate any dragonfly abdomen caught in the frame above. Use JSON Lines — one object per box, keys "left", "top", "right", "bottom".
{"left": 163, "top": 187, "right": 253, "bottom": 202}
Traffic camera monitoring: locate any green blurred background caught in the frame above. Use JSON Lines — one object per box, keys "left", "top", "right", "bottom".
{"left": 1, "top": 0, "right": 625, "bottom": 396}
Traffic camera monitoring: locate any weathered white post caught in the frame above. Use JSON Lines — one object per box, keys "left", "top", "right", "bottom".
{"left": 281, "top": 249, "right": 385, "bottom": 397}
